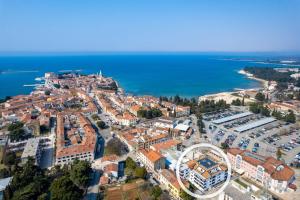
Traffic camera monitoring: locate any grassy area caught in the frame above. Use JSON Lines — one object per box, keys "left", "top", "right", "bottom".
{"left": 104, "top": 179, "right": 161, "bottom": 200}
{"left": 105, "top": 179, "right": 154, "bottom": 200}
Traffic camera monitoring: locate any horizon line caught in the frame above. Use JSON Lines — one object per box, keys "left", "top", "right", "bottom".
{"left": 0, "top": 50, "right": 300, "bottom": 57}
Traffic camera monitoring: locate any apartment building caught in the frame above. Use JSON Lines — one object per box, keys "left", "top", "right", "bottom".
{"left": 55, "top": 113, "right": 97, "bottom": 165}
{"left": 227, "top": 148, "right": 295, "bottom": 193}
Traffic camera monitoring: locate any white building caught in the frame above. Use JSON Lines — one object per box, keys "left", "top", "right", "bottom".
{"left": 21, "top": 138, "right": 41, "bottom": 165}
{"left": 180, "top": 156, "right": 228, "bottom": 192}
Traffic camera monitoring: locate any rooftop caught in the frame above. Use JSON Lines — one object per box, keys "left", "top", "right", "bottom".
{"left": 212, "top": 112, "right": 253, "bottom": 124}
{"left": 234, "top": 117, "right": 276, "bottom": 133}
{"left": 198, "top": 157, "right": 217, "bottom": 169}
{"left": 21, "top": 138, "right": 40, "bottom": 159}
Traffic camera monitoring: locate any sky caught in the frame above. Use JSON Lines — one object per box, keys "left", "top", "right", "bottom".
{"left": 0, "top": 0, "right": 300, "bottom": 53}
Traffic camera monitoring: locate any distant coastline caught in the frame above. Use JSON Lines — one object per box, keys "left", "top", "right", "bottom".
{"left": 237, "top": 69, "right": 268, "bottom": 88}
{"left": 0, "top": 54, "right": 263, "bottom": 98}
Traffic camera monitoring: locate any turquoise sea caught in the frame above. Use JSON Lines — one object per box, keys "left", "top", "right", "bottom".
{"left": 0, "top": 53, "right": 288, "bottom": 98}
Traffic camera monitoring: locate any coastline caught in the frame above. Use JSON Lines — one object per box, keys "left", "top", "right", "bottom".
{"left": 238, "top": 69, "right": 268, "bottom": 88}
{"left": 198, "top": 69, "right": 268, "bottom": 104}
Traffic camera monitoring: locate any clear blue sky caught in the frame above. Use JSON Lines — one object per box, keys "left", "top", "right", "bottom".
{"left": 0, "top": 0, "right": 299, "bottom": 53}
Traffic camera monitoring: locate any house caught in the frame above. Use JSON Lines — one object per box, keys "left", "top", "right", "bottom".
{"left": 159, "top": 169, "right": 186, "bottom": 200}
{"left": 137, "top": 149, "right": 165, "bottom": 172}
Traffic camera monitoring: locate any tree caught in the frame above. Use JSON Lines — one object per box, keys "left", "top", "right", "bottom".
{"left": 105, "top": 138, "right": 128, "bottom": 156}
{"left": 125, "top": 157, "right": 137, "bottom": 178}
{"left": 249, "top": 103, "right": 270, "bottom": 117}
{"left": 8, "top": 158, "right": 50, "bottom": 200}
{"left": 9, "top": 128, "right": 26, "bottom": 141}
{"left": 285, "top": 110, "right": 296, "bottom": 123}
{"left": 0, "top": 168, "right": 10, "bottom": 179}
{"left": 96, "top": 121, "right": 106, "bottom": 129}
{"left": 37, "top": 193, "right": 48, "bottom": 200}
{"left": 180, "top": 190, "right": 194, "bottom": 200}
{"left": 125, "top": 157, "right": 137, "bottom": 170}
{"left": 231, "top": 98, "right": 242, "bottom": 106}
{"left": 134, "top": 167, "right": 147, "bottom": 179}
{"left": 137, "top": 108, "right": 162, "bottom": 119}
{"left": 255, "top": 92, "right": 265, "bottom": 102}
{"left": 272, "top": 109, "right": 283, "bottom": 120}
{"left": 3, "top": 152, "right": 17, "bottom": 166}
{"left": 91, "top": 114, "right": 100, "bottom": 121}
{"left": 53, "top": 84, "right": 61, "bottom": 89}
{"left": 44, "top": 90, "right": 51, "bottom": 96}
{"left": 276, "top": 148, "right": 282, "bottom": 160}
{"left": 260, "top": 106, "right": 270, "bottom": 117}
{"left": 40, "top": 125, "right": 50, "bottom": 134}
{"left": 8, "top": 122, "right": 24, "bottom": 131}
{"left": 70, "top": 160, "right": 92, "bottom": 188}
{"left": 151, "top": 185, "right": 162, "bottom": 199}
{"left": 50, "top": 176, "right": 83, "bottom": 200}
{"left": 221, "top": 142, "right": 229, "bottom": 150}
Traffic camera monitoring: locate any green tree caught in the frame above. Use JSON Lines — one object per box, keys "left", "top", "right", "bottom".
{"left": 180, "top": 190, "right": 194, "bottom": 200}
{"left": 10, "top": 128, "right": 26, "bottom": 141}
{"left": 37, "top": 193, "right": 48, "bottom": 200}
{"left": 276, "top": 148, "right": 282, "bottom": 160}
{"left": 91, "top": 114, "right": 100, "bottom": 121}
{"left": 255, "top": 92, "right": 265, "bottom": 102}
{"left": 125, "top": 157, "right": 137, "bottom": 169}
{"left": 50, "top": 176, "right": 82, "bottom": 200}
{"left": 137, "top": 108, "right": 162, "bottom": 119}
{"left": 8, "top": 122, "right": 24, "bottom": 131}
{"left": 134, "top": 167, "right": 147, "bottom": 179}
{"left": 260, "top": 106, "right": 270, "bottom": 117}
{"left": 249, "top": 103, "right": 260, "bottom": 114}
{"left": 9, "top": 158, "right": 50, "bottom": 200}
{"left": 125, "top": 157, "right": 137, "bottom": 178}
{"left": 70, "top": 160, "right": 92, "bottom": 188}
{"left": 53, "top": 84, "right": 61, "bottom": 89}
{"left": 231, "top": 98, "right": 242, "bottom": 106}
{"left": 221, "top": 142, "right": 229, "bottom": 150}
{"left": 0, "top": 168, "right": 10, "bottom": 178}
{"left": 151, "top": 185, "right": 162, "bottom": 199}
{"left": 272, "top": 109, "right": 283, "bottom": 120}
{"left": 3, "top": 152, "right": 17, "bottom": 167}
{"left": 285, "top": 110, "right": 296, "bottom": 123}
{"left": 44, "top": 90, "right": 51, "bottom": 96}
{"left": 96, "top": 121, "right": 106, "bottom": 129}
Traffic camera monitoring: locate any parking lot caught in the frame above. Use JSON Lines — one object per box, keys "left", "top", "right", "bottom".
{"left": 203, "top": 109, "right": 299, "bottom": 159}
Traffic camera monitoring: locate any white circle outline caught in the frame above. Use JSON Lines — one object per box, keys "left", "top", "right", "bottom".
{"left": 175, "top": 143, "right": 232, "bottom": 199}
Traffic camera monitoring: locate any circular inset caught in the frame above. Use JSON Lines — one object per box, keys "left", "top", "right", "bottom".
{"left": 175, "top": 143, "right": 232, "bottom": 199}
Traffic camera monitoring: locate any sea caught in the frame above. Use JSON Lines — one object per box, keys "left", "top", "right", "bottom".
{"left": 0, "top": 53, "right": 292, "bottom": 99}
